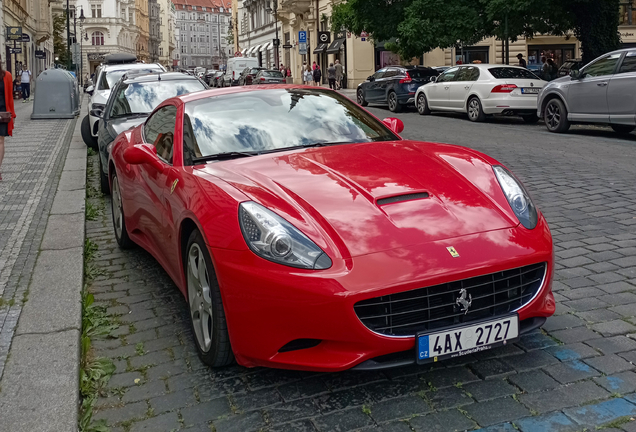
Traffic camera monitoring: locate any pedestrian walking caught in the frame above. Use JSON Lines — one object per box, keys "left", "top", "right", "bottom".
{"left": 303, "top": 66, "right": 312, "bottom": 85}
{"left": 313, "top": 64, "right": 322, "bottom": 86}
{"left": 312, "top": 61, "right": 317, "bottom": 71}
{"left": 20, "top": 64, "right": 32, "bottom": 102}
{"left": 327, "top": 63, "right": 337, "bottom": 89}
{"left": 517, "top": 53, "right": 527, "bottom": 69}
{"left": 547, "top": 58, "right": 558, "bottom": 81}
{"left": 334, "top": 59, "right": 343, "bottom": 90}
{"left": 0, "top": 58, "right": 17, "bottom": 181}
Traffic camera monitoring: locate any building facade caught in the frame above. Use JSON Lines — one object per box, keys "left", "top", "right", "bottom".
{"left": 236, "top": 0, "right": 279, "bottom": 69}
{"left": 158, "top": 0, "right": 177, "bottom": 69}
{"left": 173, "top": 0, "right": 232, "bottom": 70}
{"left": 149, "top": 0, "right": 160, "bottom": 62}
{"left": 135, "top": 0, "right": 150, "bottom": 61}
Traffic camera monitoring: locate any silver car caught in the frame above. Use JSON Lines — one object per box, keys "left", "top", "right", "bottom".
{"left": 538, "top": 48, "right": 636, "bottom": 134}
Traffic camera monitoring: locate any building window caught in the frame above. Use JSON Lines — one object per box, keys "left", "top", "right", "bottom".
{"left": 620, "top": 1, "right": 636, "bottom": 25}
{"left": 160, "top": 47, "right": 164, "bottom": 56}
{"left": 91, "top": 4, "right": 102, "bottom": 18}
{"left": 129, "top": 10, "right": 134, "bottom": 22}
{"left": 91, "top": 31, "right": 104, "bottom": 45}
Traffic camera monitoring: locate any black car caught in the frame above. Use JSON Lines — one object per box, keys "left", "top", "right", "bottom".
{"left": 357, "top": 66, "right": 439, "bottom": 112}
{"left": 558, "top": 59, "right": 584, "bottom": 78}
{"left": 94, "top": 72, "right": 207, "bottom": 194}
{"left": 238, "top": 67, "right": 265, "bottom": 86}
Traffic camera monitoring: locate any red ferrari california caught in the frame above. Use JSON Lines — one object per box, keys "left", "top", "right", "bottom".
{"left": 108, "top": 85, "right": 555, "bottom": 372}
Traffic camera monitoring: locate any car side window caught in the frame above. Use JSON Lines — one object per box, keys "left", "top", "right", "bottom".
{"left": 582, "top": 53, "right": 621, "bottom": 78}
{"left": 144, "top": 105, "right": 177, "bottom": 165}
{"left": 98, "top": 71, "right": 109, "bottom": 90}
{"left": 383, "top": 69, "right": 400, "bottom": 78}
{"left": 437, "top": 67, "right": 459, "bottom": 83}
{"left": 373, "top": 69, "right": 387, "bottom": 80}
{"left": 453, "top": 67, "right": 470, "bottom": 81}
{"left": 467, "top": 67, "right": 480, "bottom": 81}
{"left": 618, "top": 51, "right": 636, "bottom": 73}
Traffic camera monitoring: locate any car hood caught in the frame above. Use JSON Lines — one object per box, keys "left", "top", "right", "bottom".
{"left": 199, "top": 140, "right": 518, "bottom": 258}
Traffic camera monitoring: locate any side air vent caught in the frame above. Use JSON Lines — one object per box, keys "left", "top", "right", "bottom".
{"left": 377, "top": 192, "right": 429, "bottom": 206}
{"left": 278, "top": 339, "right": 322, "bottom": 353}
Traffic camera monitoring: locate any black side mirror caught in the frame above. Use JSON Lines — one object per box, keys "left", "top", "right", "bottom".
{"left": 368, "top": 76, "right": 375, "bottom": 82}
{"left": 570, "top": 70, "right": 581, "bottom": 80}
{"left": 90, "top": 108, "right": 103, "bottom": 119}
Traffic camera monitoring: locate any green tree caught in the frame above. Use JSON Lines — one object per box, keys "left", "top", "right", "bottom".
{"left": 332, "top": 0, "right": 620, "bottom": 65}
{"left": 53, "top": 12, "right": 69, "bottom": 67}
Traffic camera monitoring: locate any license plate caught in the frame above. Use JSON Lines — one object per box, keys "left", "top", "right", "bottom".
{"left": 417, "top": 315, "right": 519, "bottom": 363}
{"left": 521, "top": 87, "right": 540, "bottom": 94}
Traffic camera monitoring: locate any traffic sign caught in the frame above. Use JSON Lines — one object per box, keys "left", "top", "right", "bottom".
{"left": 318, "top": 31, "right": 330, "bottom": 44}
{"left": 299, "top": 42, "right": 307, "bottom": 55}
{"left": 298, "top": 31, "right": 307, "bottom": 44}
{"left": 283, "top": 44, "right": 293, "bottom": 49}
{"left": 10, "top": 47, "right": 22, "bottom": 54}
{"left": 72, "top": 43, "right": 81, "bottom": 64}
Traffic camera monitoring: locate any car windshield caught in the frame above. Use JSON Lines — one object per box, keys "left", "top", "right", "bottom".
{"left": 110, "top": 80, "right": 205, "bottom": 118}
{"left": 488, "top": 67, "right": 541, "bottom": 80}
{"left": 250, "top": 68, "right": 261, "bottom": 74}
{"left": 409, "top": 69, "right": 437, "bottom": 78}
{"left": 262, "top": 71, "right": 284, "bottom": 77}
{"left": 183, "top": 88, "right": 398, "bottom": 159}
{"left": 99, "top": 67, "right": 163, "bottom": 90}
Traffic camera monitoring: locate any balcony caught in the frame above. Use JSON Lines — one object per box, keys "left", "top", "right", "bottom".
{"left": 279, "top": 0, "right": 312, "bottom": 16}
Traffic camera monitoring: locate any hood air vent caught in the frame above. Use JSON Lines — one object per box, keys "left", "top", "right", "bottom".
{"left": 377, "top": 192, "right": 429, "bottom": 206}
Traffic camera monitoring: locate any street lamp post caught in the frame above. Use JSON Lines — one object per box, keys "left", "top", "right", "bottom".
{"left": 79, "top": 8, "right": 85, "bottom": 86}
{"left": 66, "top": 0, "right": 71, "bottom": 70}
{"left": 266, "top": 0, "right": 279, "bottom": 68}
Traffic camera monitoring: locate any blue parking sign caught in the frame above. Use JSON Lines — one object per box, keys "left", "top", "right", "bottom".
{"left": 299, "top": 31, "right": 307, "bottom": 44}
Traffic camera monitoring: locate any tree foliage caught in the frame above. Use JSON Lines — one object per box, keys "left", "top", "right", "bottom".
{"left": 53, "top": 12, "right": 69, "bottom": 66}
{"left": 332, "top": 0, "right": 620, "bottom": 64}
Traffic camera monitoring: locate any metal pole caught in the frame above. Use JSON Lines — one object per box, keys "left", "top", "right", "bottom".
{"left": 504, "top": 14, "right": 509, "bottom": 65}
{"left": 274, "top": 2, "right": 279, "bottom": 68}
{"left": 66, "top": 0, "right": 71, "bottom": 69}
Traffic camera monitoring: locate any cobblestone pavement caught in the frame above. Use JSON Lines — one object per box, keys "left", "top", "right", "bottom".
{"left": 87, "top": 106, "right": 636, "bottom": 432}
{"left": 0, "top": 100, "right": 75, "bottom": 378}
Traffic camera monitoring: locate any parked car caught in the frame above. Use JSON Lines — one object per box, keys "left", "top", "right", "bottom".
{"left": 94, "top": 71, "right": 207, "bottom": 194}
{"left": 252, "top": 69, "right": 286, "bottom": 84}
{"left": 223, "top": 57, "right": 259, "bottom": 87}
{"left": 415, "top": 64, "right": 546, "bottom": 123}
{"left": 238, "top": 67, "right": 265, "bottom": 86}
{"left": 433, "top": 66, "right": 451, "bottom": 73}
{"left": 204, "top": 69, "right": 219, "bottom": 84}
{"left": 82, "top": 54, "right": 165, "bottom": 149}
{"left": 108, "top": 85, "right": 554, "bottom": 371}
{"left": 209, "top": 71, "right": 224, "bottom": 87}
{"left": 357, "top": 66, "right": 440, "bottom": 112}
{"left": 538, "top": 48, "right": 636, "bottom": 134}
{"left": 557, "top": 59, "right": 584, "bottom": 78}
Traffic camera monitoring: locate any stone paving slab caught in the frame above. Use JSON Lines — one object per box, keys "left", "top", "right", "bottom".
{"left": 83, "top": 105, "right": 636, "bottom": 432}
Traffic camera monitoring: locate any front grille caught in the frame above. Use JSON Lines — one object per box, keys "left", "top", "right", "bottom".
{"left": 354, "top": 263, "right": 546, "bottom": 337}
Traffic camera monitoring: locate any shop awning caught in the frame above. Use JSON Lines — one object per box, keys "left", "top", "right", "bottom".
{"left": 314, "top": 43, "right": 328, "bottom": 54}
{"left": 262, "top": 42, "right": 273, "bottom": 51}
{"left": 326, "top": 39, "right": 345, "bottom": 54}
{"left": 247, "top": 45, "right": 261, "bottom": 55}
{"left": 240, "top": 48, "right": 247, "bottom": 55}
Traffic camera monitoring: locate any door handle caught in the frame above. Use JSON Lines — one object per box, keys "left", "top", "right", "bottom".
{"left": 444, "top": 86, "right": 450, "bottom": 90}
{"left": 597, "top": 82, "right": 608, "bottom": 87}
{"left": 464, "top": 86, "right": 470, "bottom": 89}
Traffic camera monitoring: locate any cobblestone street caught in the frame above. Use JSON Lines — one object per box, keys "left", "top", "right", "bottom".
{"left": 86, "top": 105, "right": 636, "bottom": 432}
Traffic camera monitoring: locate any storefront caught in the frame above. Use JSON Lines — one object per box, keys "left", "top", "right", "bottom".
{"left": 375, "top": 39, "right": 400, "bottom": 69}
{"left": 455, "top": 46, "right": 489, "bottom": 64}
{"left": 527, "top": 44, "right": 577, "bottom": 69}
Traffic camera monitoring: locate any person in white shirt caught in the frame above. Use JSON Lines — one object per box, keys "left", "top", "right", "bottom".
{"left": 20, "top": 64, "right": 32, "bottom": 103}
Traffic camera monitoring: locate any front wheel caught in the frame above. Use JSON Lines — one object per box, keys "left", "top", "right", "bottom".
{"left": 417, "top": 93, "right": 431, "bottom": 115}
{"left": 186, "top": 229, "right": 234, "bottom": 367}
{"left": 110, "top": 173, "right": 134, "bottom": 249}
{"left": 611, "top": 124, "right": 635, "bottom": 134}
{"left": 81, "top": 115, "right": 98, "bottom": 150}
{"left": 467, "top": 97, "right": 486, "bottom": 122}
{"left": 522, "top": 114, "right": 539, "bottom": 124}
{"left": 357, "top": 89, "right": 368, "bottom": 107}
{"left": 544, "top": 98, "right": 570, "bottom": 133}
{"left": 388, "top": 91, "right": 402, "bottom": 113}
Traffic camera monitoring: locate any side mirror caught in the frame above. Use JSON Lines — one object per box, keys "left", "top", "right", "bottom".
{"left": 123, "top": 144, "right": 165, "bottom": 172}
{"left": 383, "top": 117, "right": 404, "bottom": 134}
{"left": 570, "top": 70, "right": 581, "bottom": 80}
{"left": 90, "top": 108, "right": 103, "bottom": 119}
{"left": 85, "top": 85, "right": 94, "bottom": 95}
{"left": 429, "top": 76, "right": 438, "bottom": 83}
{"left": 368, "top": 75, "right": 375, "bottom": 82}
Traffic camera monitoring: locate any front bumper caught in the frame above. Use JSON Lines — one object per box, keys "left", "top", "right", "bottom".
{"left": 212, "top": 217, "right": 554, "bottom": 372}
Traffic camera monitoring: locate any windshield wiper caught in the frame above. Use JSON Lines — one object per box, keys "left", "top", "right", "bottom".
{"left": 193, "top": 151, "right": 259, "bottom": 163}
{"left": 258, "top": 141, "right": 347, "bottom": 154}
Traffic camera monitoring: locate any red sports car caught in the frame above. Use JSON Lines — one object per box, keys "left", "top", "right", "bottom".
{"left": 108, "top": 85, "right": 555, "bottom": 372}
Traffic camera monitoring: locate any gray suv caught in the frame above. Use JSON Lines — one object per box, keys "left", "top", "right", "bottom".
{"left": 538, "top": 48, "right": 636, "bottom": 135}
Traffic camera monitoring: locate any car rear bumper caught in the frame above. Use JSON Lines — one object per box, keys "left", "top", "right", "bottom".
{"left": 211, "top": 217, "right": 554, "bottom": 372}
{"left": 482, "top": 95, "right": 539, "bottom": 115}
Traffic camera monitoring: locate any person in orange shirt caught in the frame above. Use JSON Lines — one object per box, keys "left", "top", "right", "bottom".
{"left": 0, "top": 58, "right": 17, "bottom": 180}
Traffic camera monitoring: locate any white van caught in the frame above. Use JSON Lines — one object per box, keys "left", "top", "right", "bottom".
{"left": 222, "top": 57, "right": 259, "bottom": 87}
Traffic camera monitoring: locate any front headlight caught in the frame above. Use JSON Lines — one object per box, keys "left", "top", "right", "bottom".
{"left": 239, "top": 202, "right": 332, "bottom": 270}
{"left": 493, "top": 166, "right": 538, "bottom": 229}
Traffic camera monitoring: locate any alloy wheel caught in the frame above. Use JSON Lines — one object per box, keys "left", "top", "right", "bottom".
{"left": 417, "top": 95, "right": 426, "bottom": 114}
{"left": 187, "top": 243, "right": 214, "bottom": 353}
{"left": 546, "top": 102, "right": 561, "bottom": 130}
{"left": 357, "top": 90, "right": 364, "bottom": 104}
{"left": 468, "top": 99, "right": 480, "bottom": 121}
{"left": 112, "top": 176, "right": 123, "bottom": 239}
{"left": 389, "top": 93, "right": 397, "bottom": 111}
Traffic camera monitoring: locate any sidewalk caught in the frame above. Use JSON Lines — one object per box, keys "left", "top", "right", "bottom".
{"left": 0, "top": 96, "right": 85, "bottom": 431}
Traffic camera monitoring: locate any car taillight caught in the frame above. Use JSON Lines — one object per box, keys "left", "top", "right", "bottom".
{"left": 399, "top": 72, "right": 412, "bottom": 84}
{"left": 491, "top": 84, "right": 518, "bottom": 93}
{"left": 260, "top": 77, "right": 266, "bottom": 81}
{"left": 233, "top": 71, "right": 235, "bottom": 78}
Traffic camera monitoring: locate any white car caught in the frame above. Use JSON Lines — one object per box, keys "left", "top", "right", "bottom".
{"left": 415, "top": 64, "right": 547, "bottom": 123}
{"left": 82, "top": 55, "right": 165, "bottom": 149}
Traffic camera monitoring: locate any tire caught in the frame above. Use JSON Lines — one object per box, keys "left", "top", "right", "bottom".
{"left": 388, "top": 91, "right": 403, "bottom": 113}
{"left": 611, "top": 124, "right": 635, "bottom": 134}
{"left": 467, "top": 97, "right": 486, "bottom": 122}
{"left": 357, "top": 89, "right": 368, "bottom": 107}
{"left": 81, "top": 115, "right": 98, "bottom": 150}
{"left": 110, "top": 172, "right": 134, "bottom": 249}
{"left": 417, "top": 93, "right": 431, "bottom": 115}
{"left": 185, "top": 229, "right": 234, "bottom": 367}
{"left": 98, "top": 155, "right": 110, "bottom": 195}
{"left": 544, "top": 98, "right": 570, "bottom": 133}
{"left": 522, "top": 113, "right": 539, "bottom": 124}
